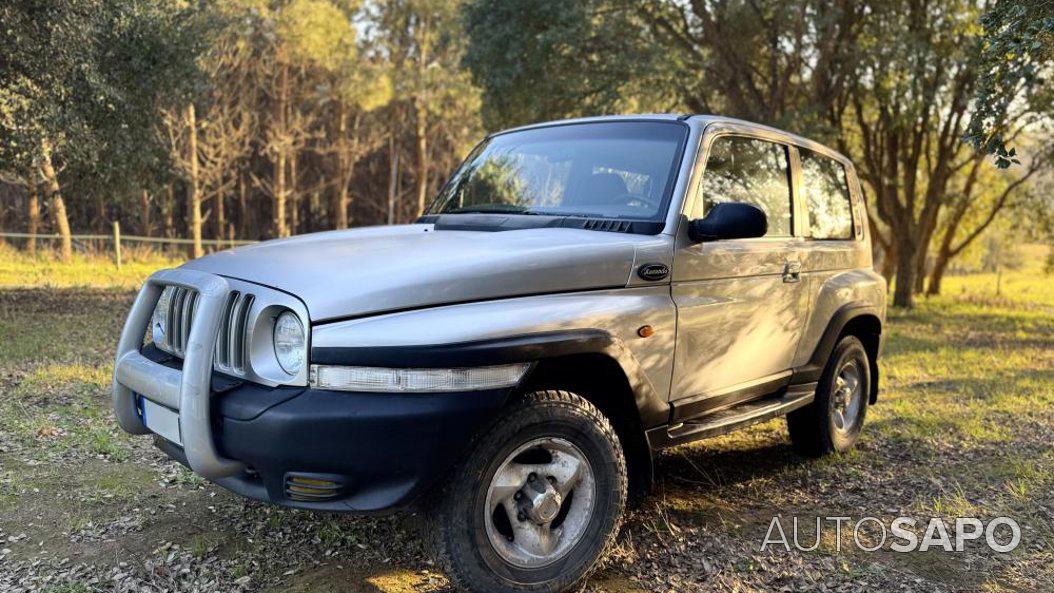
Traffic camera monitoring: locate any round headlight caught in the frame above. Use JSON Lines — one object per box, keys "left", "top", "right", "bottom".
{"left": 273, "top": 311, "right": 306, "bottom": 375}
{"left": 151, "top": 288, "right": 171, "bottom": 346}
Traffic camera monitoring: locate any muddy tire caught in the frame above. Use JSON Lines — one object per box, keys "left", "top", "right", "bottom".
{"left": 430, "top": 390, "right": 627, "bottom": 593}
{"left": 788, "top": 335, "right": 870, "bottom": 457}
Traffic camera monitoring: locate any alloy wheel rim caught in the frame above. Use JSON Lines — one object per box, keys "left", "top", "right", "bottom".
{"left": 831, "top": 359, "right": 864, "bottom": 434}
{"left": 484, "top": 437, "right": 597, "bottom": 568}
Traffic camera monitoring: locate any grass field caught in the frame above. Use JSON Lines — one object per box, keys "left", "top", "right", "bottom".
{"left": 0, "top": 245, "right": 1051, "bottom": 592}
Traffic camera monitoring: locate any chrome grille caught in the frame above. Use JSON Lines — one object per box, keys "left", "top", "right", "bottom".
{"left": 215, "top": 291, "right": 254, "bottom": 373}
{"left": 158, "top": 286, "right": 254, "bottom": 374}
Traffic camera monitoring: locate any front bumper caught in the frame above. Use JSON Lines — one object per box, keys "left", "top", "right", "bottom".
{"left": 158, "top": 381, "right": 508, "bottom": 512}
{"left": 113, "top": 268, "right": 509, "bottom": 512}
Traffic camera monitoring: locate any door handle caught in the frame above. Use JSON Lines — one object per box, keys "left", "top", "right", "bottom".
{"left": 783, "top": 261, "right": 802, "bottom": 283}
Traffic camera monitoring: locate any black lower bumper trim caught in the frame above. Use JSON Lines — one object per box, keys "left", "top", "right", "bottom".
{"left": 156, "top": 382, "right": 510, "bottom": 513}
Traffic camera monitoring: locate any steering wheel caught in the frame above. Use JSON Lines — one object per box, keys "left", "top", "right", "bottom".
{"left": 616, "top": 193, "right": 659, "bottom": 211}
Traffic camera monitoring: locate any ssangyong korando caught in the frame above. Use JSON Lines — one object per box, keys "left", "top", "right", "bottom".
{"left": 114, "top": 115, "right": 886, "bottom": 592}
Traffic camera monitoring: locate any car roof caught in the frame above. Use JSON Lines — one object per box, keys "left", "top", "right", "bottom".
{"left": 495, "top": 114, "right": 854, "bottom": 168}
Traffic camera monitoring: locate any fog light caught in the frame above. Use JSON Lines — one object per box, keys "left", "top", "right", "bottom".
{"left": 285, "top": 473, "right": 345, "bottom": 501}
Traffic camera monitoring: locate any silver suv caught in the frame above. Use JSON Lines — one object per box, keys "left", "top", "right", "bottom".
{"left": 113, "top": 115, "right": 886, "bottom": 593}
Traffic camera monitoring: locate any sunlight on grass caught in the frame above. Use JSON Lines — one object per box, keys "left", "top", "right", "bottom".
{"left": 366, "top": 569, "right": 446, "bottom": 592}
{"left": 928, "top": 483, "right": 981, "bottom": 517}
{"left": 15, "top": 363, "right": 111, "bottom": 397}
{"left": 0, "top": 243, "right": 182, "bottom": 289}
{"left": 870, "top": 246, "right": 1054, "bottom": 450}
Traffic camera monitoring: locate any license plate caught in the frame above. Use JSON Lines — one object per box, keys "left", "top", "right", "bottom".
{"left": 139, "top": 396, "right": 183, "bottom": 446}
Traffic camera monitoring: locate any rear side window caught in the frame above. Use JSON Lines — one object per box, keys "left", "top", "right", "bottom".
{"left": 800, "top": 149, "right": 853, "bottom": 239}
{"left": 697, "top": 136, "right": 793, "bottom": 237}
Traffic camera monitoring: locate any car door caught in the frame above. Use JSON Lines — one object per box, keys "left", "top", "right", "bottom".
{"left": 790, "top": 145, "right": 871, "bottom": 366}
{"left": 669, "top": 131, "right": 810, "bottom": 422}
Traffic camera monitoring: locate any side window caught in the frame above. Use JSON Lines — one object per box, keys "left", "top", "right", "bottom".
{"left": 800, "top": 148, "right": 853, "bottom": 239}
{"left": 695, "top": 136, "right": 793, "bottom": 237}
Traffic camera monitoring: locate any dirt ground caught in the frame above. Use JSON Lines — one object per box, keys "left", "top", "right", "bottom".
{"left": 1, "top": 259, "right": 1052, "bottom": 592}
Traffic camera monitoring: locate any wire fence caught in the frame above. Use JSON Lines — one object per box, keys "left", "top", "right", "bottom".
{"left": 0, "top": 227, "right": 258, "bottom": 269}
{"left": 0, "top": 231, "right": 256, "bottom": 246}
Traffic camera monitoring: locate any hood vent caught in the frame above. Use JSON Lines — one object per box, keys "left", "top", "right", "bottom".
{"left": 581, "top": 218, "right": 633, "bottom": 233}
{"left": 421, "top": 213, "right": 663, "bottom": 235}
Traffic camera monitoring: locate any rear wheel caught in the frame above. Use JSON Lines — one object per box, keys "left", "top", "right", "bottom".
{"left": 788, "top": 335, "right": 870, "bottom": 457}
{"left": 431, "top": 390, "right": 627, "bottom": 593}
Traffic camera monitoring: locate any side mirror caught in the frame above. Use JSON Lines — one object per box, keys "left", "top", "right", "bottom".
{"left": 687, "top": 202, "right": 768, "bottom": 242}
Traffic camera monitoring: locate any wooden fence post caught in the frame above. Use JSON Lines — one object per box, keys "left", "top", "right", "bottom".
{"left": 113, "top": 221, "right": 122, "bottom": 271}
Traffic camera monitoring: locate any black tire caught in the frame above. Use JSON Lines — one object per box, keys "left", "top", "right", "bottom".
{"left": 787, "top": 335, "right": 870, "bottom": 457}
{"left": 430, "top": 390, "right": 627, "bottom": 593}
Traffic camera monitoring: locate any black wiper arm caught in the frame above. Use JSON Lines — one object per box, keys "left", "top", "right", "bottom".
{"left": 448, "top": 205, "right": 538, "bottom": 215}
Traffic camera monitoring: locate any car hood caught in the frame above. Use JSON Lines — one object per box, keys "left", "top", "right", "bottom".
{"left": 182, "top": 224, "right": 647, "bottom": 322}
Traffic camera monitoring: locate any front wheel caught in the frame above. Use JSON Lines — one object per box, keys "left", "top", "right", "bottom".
{"left": 787, "top": 335, "right": 871, "bottom": 457}
{"left": 431, "top": 390, "right": 627, "bottom": 593}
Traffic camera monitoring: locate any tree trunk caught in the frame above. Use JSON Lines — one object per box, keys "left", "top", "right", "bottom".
{"left": 274, "top": 151, "right": 287, "bottom": 238}
{"left": 213, "top": 183, "right": 225, "bottom": 241}
{"left": 50, "top": 194, "right": 72, "bottom": 261}
{"left": 892, "top": 239, "right": 918, "bottom": 308}
{"left": 186, "top": 103, "right": 203, "bottom": 259}
{"left": 387, "top": 135, "right": 399, "bottom": 225}
{"left": 914, "top": 256, "right": 927, "bottom": 295}
{"left": 140, "top": 189, "right": 152, "bottom": 236}
{"left": 238, "top": 173, "right": 249, "bottom": 239}
{"left": 27, "top": 185, "right": 40, "bottom": 254}
{"left": 39, "top": 141, "right": 72, "bottom": 261}
{"left": 880, "top": 248, "right": 896, "bottom": 292}
{"left": 164, "top": 184, "right": 176, "bottom": 240}
{"left": 289, "top": 155, "right": 299, "bottom": 235}
{"left": 927, "top": 247, "right": 951, "bottom": 297}
{"left": 96, "top": 195, "right": 106, "bottom": 233}
{"left": 334, "top": 185, "right": 349, "bottom": 229}
{"left": 332, "top": 102, "right": 350, "bottom": 230}
{"left": 272, "top": 62, "right": 290, "bottom": 239}
{"left": 413, "top": 96, "right": 429, "bottom": 218}
{"left": 413, "top": 16, "right": 431, "bottom": 219}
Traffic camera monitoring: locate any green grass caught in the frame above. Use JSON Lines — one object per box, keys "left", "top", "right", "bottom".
{"left": 0, "top": 243, "right": 182, "bottom": 289}
{"left": 873, "top": 255, "right": 1054, "bottom": 449}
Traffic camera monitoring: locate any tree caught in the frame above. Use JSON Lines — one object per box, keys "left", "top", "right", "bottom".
{"left": 966, "top": 0, "right": 1054, "bottom": 166}
{"left": 926, "top": 132, "right": 1053, "bottom": 295}
{"left": 463, "top": 0, "right": 672, "bottom": 130}
{"left": 376, "top": 0, "right": 482, "bottom": 218}
{"left": 464, "top": 0, "right": 866, "bottom": 133}
{"left": 840, "top": 0, "right": 984, "bottom": 307}
{"left": 461, "top": 0, "right": 1048, "bottom": 307}
{"left": 0, "top": 0, "right": 203, "bottom": 260}
{"left": 259, "top": 0, "right": 361, "bottom": 237}
{"left": 324, "top": 67, "right": 392, "bottom": 229}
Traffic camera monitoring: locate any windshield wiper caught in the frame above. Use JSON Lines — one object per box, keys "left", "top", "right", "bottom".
{"left": 448, "top": 205, "right": 539, "bottom": 215}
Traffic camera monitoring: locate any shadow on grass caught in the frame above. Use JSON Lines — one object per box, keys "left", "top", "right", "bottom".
{"left": 653, "top": 441, "right": 805, "bottom": 492}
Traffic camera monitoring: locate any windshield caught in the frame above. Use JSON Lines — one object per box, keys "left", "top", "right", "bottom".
{"left": 428, "top": 121, "right": 688, "bottom": 221}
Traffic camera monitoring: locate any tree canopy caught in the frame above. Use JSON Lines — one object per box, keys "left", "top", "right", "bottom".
{"left": 966, "top": 0, "right": 1054, "bottom": 167}
{"left": 462, "top": 0, "right": 1053, "bottom": 307}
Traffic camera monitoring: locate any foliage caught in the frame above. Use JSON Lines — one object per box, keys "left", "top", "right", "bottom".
{"left": 461, "top": 0, "right": 1051, "bottom": 307}
{"left": 966, "top": 0, "right": 1054, "bottom": 167}
{"left": 0, "top": 0, "right": 205, "bottom": 191}
{"left": 462, "top": 0, "right": 666, "bottom": 130}
{"left": 463, "top": 0, "right": 866, "bottom": 135}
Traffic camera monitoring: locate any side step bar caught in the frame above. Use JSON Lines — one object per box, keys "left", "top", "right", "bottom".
{"left": 660, "top": 383, "right": 817, "bottom": 447}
